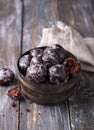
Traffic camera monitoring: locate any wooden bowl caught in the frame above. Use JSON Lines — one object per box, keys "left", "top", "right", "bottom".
{"left": 17, "top": 47, "right": 80, "bottom": 105}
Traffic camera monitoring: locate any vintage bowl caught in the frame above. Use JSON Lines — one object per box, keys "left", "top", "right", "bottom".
{"left": 17, "top": 47, "right": 80, "bottom": 105}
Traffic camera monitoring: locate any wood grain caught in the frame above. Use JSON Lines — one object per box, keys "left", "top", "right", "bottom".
{"left": 70, "top": 0, "right": 94, "bottom": 37}
{"left": 69, "top": 72, "right": 94, "bottom": 130}
{"left": 0, "top": 0, "right": 22, "bottom": 130}
{"left": 22, "top": 0, "right": 58, "bottom": 51}
{"left": 57, "top": 0, "right": 75, "bottom": 27}
{"left": 57, "top": 0, "right": 94, "bottom": 37}
{"left": 20, "top": 0, "right": 71, "bottom": 130}
{"left": 67, "top": 0, "right": 94, "bottom": 130}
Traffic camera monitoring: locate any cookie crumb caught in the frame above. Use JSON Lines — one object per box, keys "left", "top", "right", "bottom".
{"left": 7, "top": 86, "right": 22, "bottom": 100}
{"left": 25, "top": 108, "right": 30, "bottom": 112}
{"left": 20, "top": 112, "right": 23, "bottom": 115}
{"left": 2, "top": 114, "right": 5, "bottom": 117}
{"left": 38, "top": 112, "right": 41, "bottom": 115}
{"left": 16, "top": 109, "right": 19, "bottom": 112}
{"left": 11, "top": 101, "right": 16, "bottom": 107}
{"left": 29, "top": 101, "right": 32, "bottom": 104}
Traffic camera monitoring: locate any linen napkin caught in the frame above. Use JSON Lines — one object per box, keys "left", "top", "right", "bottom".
{"left": 39, "top": 21, "right": 94, "bottom": 72}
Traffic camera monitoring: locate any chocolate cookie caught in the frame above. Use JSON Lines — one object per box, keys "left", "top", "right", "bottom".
{"left": 30, "top": 56, "right": 42, "bottom": 65}
{"left": 26, "top": 63, "right": 47, "bottom": 83}
{"left": 51, "top": 44, "right": 66, "bottom": 63}
{"left": 49, "top": 64, "right": 69, "bottom": 84}
{"left": 65, "top": 57, "right": 81, "bottom": 75}
{"left": 0, "top": 68, "right": 15, "bottom": 86}
{"left": 18, "top": 54, "right": 31, "bottom": 75}
{"left": 30, "top": 48, "right": 43, "bottom": 57}
{"left": 42, "top": 47, "right": 59, "bottom": 67}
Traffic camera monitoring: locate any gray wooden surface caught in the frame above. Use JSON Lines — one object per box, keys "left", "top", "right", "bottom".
{"left": 0, "top": 0, "right": 22, "bottom": 130}
{"left": 0, "top": 0, "right": 94, "bottom": 130}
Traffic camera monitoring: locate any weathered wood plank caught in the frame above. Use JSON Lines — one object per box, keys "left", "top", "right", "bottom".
{"left": 57, "top": 0, "right": 94, "bottom": 37}
{"left": 20, "top": 100, "right": 70, "bottom": 130}
{"left": 70, "top": 0, "right": 94, "bottom": 37}
{"left": 69, "top": 72, "right": 94, "bottom": 130}
{"left": 0, "top": 0, "right": 22, "bottom": 130}
{"left": 20, "top": 0, "right": 71, "bottom": 130}
{"left": 22, "top": 0, "right": 59, "bottom": 51}
{"left": 68, "top": 0, "right": 94, "bottom": 130}
{"left": 57, "top": 0, "right": 75, "bottom": 27}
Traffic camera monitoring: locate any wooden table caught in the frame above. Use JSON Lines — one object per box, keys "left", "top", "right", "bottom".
{"left": 0, "top": 0, "right": 94, "bottom": 130}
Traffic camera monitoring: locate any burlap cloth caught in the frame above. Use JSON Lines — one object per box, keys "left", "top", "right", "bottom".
{"left": 39, "top": 21, "right": 94, "bottom": 72}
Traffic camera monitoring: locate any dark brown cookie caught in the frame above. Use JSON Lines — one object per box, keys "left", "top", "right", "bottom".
{"left": 30, "top": 48, "right": 43, "bottom": 57}
{"left": 26, "top": 63, "right": 47, "bottom": 83}
{"left": 0, "top": 68, "right": 15, "bottom": 86}
{"left": 42, "top": 47, "right": 59, "bottom": 67}
{"left": 18, "top": 54, "right": 31, "bottom": 75}
{"left": 30, "top": 56, "right": 42, "bottom": 65}
{"left": 65, "top": 57, "right": 81, "bottom": 75}
{"left": 49, "top": 64, "right": 69, "bottom": 84}
{"left": 51, "top": 44, "right": 66, "bottom": 63}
